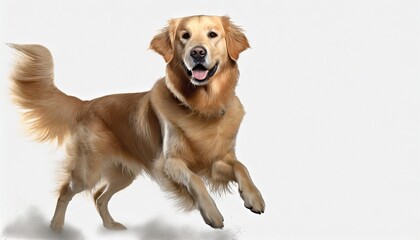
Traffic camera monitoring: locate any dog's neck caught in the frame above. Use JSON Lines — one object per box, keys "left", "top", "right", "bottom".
{"left": 164, "top": 61, "right": 239, "bottom": 117}
{"left": 170, "top": 92, "right": 226, "bottom": 118}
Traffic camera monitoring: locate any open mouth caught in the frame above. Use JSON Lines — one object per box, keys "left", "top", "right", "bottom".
{"left": 183, "top": 62, "right": 219, "bottom": 84}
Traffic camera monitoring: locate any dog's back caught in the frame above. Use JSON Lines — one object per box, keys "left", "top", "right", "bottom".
{"left": 79, "top": 92, "right": 162, "bottom": 168}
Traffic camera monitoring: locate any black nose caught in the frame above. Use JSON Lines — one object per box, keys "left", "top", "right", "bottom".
{"left": 190, "top": 46, "right": 207, "bottom": 61}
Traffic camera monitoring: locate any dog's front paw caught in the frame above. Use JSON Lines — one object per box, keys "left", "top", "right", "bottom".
{"left": 240, "top": 188, "right": 265, "bottom": 214}
{"left": 199, "top": 206, "right": 224, "bottom": 229}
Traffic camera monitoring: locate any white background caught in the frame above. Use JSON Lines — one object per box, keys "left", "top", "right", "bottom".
{"left": 1, "top": 0, "right": 419, "bottom": 239}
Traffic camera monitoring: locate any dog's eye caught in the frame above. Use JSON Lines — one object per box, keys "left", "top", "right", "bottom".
{"left": 208, "top": 31, "right": 218, "bottom": 38}
{"left": 182, "top": 32, "right": 191, "bottom": 40}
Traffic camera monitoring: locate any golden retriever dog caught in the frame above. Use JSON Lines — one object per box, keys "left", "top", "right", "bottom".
{"left": 9, "top": 15, "right": 265, "bottom": 231}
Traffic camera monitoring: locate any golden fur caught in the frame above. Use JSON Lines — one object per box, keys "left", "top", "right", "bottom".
{"left": 9, "top": 15, "right": 265, "bottom": 231}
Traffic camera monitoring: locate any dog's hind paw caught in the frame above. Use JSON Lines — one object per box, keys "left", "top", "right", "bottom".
{"left": 50, "top": 220, "right": 64, "bottom": 233}
{"left": 103, "top": 221, "right": 127, "bottom": 230}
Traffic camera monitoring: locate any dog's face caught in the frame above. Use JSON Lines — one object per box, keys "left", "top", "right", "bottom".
{"left": 177, "top": 16, "right": 226, "bottom": 86}
{"left": 150, "top": 16, "right": 249, "bottom": 86}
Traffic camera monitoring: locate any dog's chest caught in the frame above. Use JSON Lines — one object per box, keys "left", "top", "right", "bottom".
{"left": 188, "top": 119, "right": 236, "bottom": 158}
{"left": 162, "top": 110, "right": 242, "bottom": 162}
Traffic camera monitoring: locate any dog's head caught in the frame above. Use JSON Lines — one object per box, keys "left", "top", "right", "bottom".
{"left": 150, "top": 15, "right": 249, "bottom": 86}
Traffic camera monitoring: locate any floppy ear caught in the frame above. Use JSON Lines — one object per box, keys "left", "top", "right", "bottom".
{"left": 150, "top": 20, "right": 178, "bottom": 63}
{"left": 222, "top": 16, "right": 250, "bottom": 61}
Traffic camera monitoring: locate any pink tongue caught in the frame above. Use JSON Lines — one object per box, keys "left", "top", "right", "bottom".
{"left": 192, "top": 69, "right": 208, "bottom": 80}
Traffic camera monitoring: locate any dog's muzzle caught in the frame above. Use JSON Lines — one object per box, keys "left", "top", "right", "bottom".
{"left": 183, "top": 62, "right": 219, "bottom": 85}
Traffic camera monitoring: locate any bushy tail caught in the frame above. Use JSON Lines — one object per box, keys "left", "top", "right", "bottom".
{"left": 8, "top": 44, "right": 83, "bottom": 144}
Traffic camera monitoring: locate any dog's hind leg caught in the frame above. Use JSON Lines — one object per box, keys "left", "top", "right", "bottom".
{"left": 94, "top": 164, "right": 134, "bottom": 230}
{"left": 50, "top": 177, "right": 85, "bottom": 232}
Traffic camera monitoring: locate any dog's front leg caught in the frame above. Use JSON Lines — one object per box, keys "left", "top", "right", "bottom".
{"left": 212, "top": 154, "right": 266, "bottom": 214}
{"left": 163, "top": 157, "right": 224, "bottom": 228}
{"left": 231, "top": 160, "right": 266, "bottom": 214}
